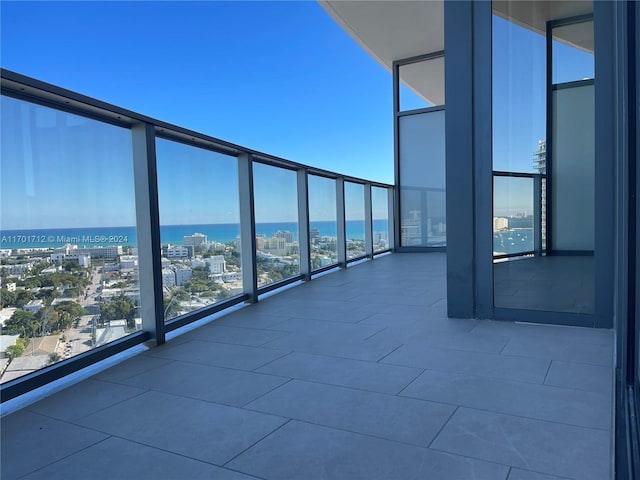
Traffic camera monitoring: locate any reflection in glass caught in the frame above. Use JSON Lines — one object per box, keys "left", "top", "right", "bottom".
{"left": 252, "top": 163, "right": 300, "bottom": 287}
{"left": 156, "top": 139, "right": 242, "bottom": 322}
{"left": 372, "top": 187, "right": 390, "bottom": 253}
{"left": 344, "top": 182, "right": 366, "bottom": 260}
{"left": 308, "top": 175, "right": 338, "bottom": 270}
{"left": 399, "top": 110, "right": 446, "bottom": 247}
{"left": 399, "top": 57, "right": 444, "bottom": 111}
{"left": 552, "top": 21, "right": 594, "bottom": 84}
{"left": 0, "top": 96, "right": 140, "bottom": 383}
{"left": 493, "top": 176, "right": 534, "bottom": 257}
{"left": 492, "top": 8, "right": 594, "bottom": 314}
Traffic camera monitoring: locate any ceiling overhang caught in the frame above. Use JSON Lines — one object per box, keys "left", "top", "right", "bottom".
{"left": 319, "top": 1, "right": 593, "bottom": 104}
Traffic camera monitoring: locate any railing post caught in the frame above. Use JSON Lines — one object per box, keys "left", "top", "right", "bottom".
{"left": 297, "top": 169, "right": 311, "bottom": 279}
{"left": 364, "top": 183, "right": 373, "bottom": 258}
{"left": 534, "top": 174, "right": 543, "bottom": 255}
{"left": 387, "top": 187, "right": 396, "bottom": 250}
{"left": 131, "top": 122, "right": 164, "bottom": 344}
{"left": 336, "top": 178, "right": 347, "bottom": 267}
{"left": 238, "top": 153, "right": 258, "bottom": 302}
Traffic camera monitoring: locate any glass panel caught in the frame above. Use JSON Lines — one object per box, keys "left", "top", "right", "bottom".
{"left": 253, "top": 163, "right": 299, "bottom": 287}
{"left": 372, "top": 187, "right": 390, "bottom": 252}
{"left": 308, "top": 175, "right": 338, "bottom": 270}
{"left": 344, "top": 182, "right": 365, "bottom": 260}
{"left": 399, "top": 57, "right": 444, "bottom": 111}
{"left": 156, "top": 139, "right": 242, "bottom": 322}
{"left": 493, "top": 176, "right": 534, "bottom": 257}
{"left": 0, "top": 96, "right": 140, "bottom": 383}
{"left": 399, "top": 110, "right": 446, "bottom": 247}
{"left": 492, "top": 7, "right": 594, "bottom": 314}
{"left": 552, "top": 21, "right": 594, "bottom": 84}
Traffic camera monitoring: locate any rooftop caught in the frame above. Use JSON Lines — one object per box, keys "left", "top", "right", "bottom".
{"left": 1, "top": 253, "right": 613, "bottom": 480}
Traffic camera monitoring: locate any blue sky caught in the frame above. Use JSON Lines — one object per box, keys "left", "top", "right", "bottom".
{"left": 0, "top": 1, "right": 395, "bottom": 181}
{"left": 0, "top": 2, "right": 594, "bottom": 228}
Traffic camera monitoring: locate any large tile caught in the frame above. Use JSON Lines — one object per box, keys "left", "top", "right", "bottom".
{"left": 119, "top": 360, "right": 288, "bottom": 406}
{"left": 508, "top": 469, "right": 571, "bottom": 480}
{"left": 431, "top": 408, "right": 610, "bottom": 480}
{"left": 1, "top": 410, "right": 108, "bottom": 480}
{"left": 78, "top": 390, "right": 287, "bottom": 465}
{"left": 145, "top": 339, "right": 289, "bottom": 370}
{"left": 382, "top": 344, "right": 550, "bottom": 383}
{"left": 228, "top": 420, "right": 509, "bottom": 480}
{"left": 545, "top": 360, "right": 613, "bottom": 393}
{"left": 471, "top": 320, "right": 613, "bottom": 346}
{"left": 94, "top": 355, "right": 174, "bottom": 382}
{"left": 501, "top": 336, "right": 613, "bottom": 366}
{"left": 262, "top": 328, "right": 401, "bottom": 362}
{"left": 267, "top": 317, "right": 383, "bottom": 337}
{"left": 401, "top": 370, "right": 611, "bottom": 429}
{"left": 256, "top": 351, "right": 422, "bottom": 394}
{"left": 266, "top": 298, "right": 375, "bottom": 323}
{"left": 214, "top": 308, "right": 292, "bottom": 329}
{"left": 23, "top": 437, "right": 257, "bottom": 480}
{"left": 27, "top": 379, "right": 146, "bottom": 421}
{"left": 182, "top": 324, "right": 288, "bottom": 346}
{"left": 246, "top": 380, "right": 455, "bottom": 446}
{"left": 373, "top": 329, "right": 510, "bottom": 354}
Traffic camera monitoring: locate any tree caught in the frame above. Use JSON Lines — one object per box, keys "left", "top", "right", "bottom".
{"left": 100, "top": 294, "right": 136, "bottom": 328}
{"left": 47, "top": 352, "right": 61, "bottom": 365}
{"left": 0, "top": 288, "right": 16, "bottom": 308}
{"left": 54, "top": 301, "right": 86, "bottom": 331}
{"left": 62, "top": 261, "right": 82, "bottom": 273}
{"left": 36, "top": 307, "right": 60, "bottom": 335}
{"left": 4, "top": 310, "right": 38, "bottom": 338}
{"left": 14, "top": 290, "right": 34, "bottom": 308}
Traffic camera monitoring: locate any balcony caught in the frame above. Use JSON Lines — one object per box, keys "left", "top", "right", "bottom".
{"left": 1, "top": 252, "right": 613, "bottom": 479}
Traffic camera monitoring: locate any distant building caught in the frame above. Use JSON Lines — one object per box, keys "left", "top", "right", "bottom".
{"left": 0, "top": 249, "right": 11, "bottom": 259}
{"left": 65, "top": 245, "right": 122, "bottom": 259}
{"left": 165, "top": 245, "right": 192, "bottom": 259}
{"left": 162, "top": 268, "right": 176, "bottom": 287}
{"left": 5, "top": 283, "right": 16, "bottom": 292}
{"left": 119, "top": 255, "right": 138, "bottom": 269}
{"left": 175, "top": 267, "right": 192, "bottom": 286}
{"left": 24, "top": 299, "right": 44, "bottom": 313}
{"left": 183, "top": 233, "right": 208, "bottom": 247}
{"left": 533, "top": 139, "right": 546, "bottom": 174}
{"left": 41, "top": 265, "right": 62, "bottom": 274}
{"left": 205, "top": 256, "right": 226, "bottom": 274}
{"left": 0, "top": 334, "right": 19, "bottom": 359}
{"left": 0, "top": 308, "right": 17, "bottom": 327}
{"left": 310, "top": 228, "right": 320, "bottom": 244}
{"left": 493, "top": 217, "right": 509, "bottom": 231}
{"left": 401, "top": 210, "right": 422, "bottom": 246}
{"left": 275, "top": 230, "right": 294, "bottom": 243}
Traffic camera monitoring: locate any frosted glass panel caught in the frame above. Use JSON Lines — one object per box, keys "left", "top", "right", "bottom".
{"left": 551, "top": 84, "right": 595, "bottom": 251}
{"left": 398, "top": 110, "right": 446, "bottom": 247}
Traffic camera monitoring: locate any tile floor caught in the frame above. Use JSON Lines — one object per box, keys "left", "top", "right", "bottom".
{"left": 1, "top": 253, "right": 613, "bottom": 480}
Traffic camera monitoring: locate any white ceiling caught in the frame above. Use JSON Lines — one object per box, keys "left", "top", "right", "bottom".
{"left": 320, "top": 0, "right": 593, "bottom": 105}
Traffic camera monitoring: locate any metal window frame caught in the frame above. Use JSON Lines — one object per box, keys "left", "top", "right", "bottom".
{"left": 393, "top": 51, "right": 446, "bottom": 252}
{"left": 307, "top": 173, "right": 340, "bottom": 273}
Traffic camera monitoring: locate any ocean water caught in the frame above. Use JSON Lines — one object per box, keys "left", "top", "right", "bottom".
{"left": 0, "top": 220, "right": 390, "bottom": 250}
{"left": 493, "top": 228, "right": 534, "bottom": 255}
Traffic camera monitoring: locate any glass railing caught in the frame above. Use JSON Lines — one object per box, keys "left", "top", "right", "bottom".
{"left": 345, "top": 182, "right": 366, "bottom": 261}
{"left": 492, "top": 171, "right": 545, "bottom": 259}
{"left": 0, "top": 69, "right": 394, "bottom": 399}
